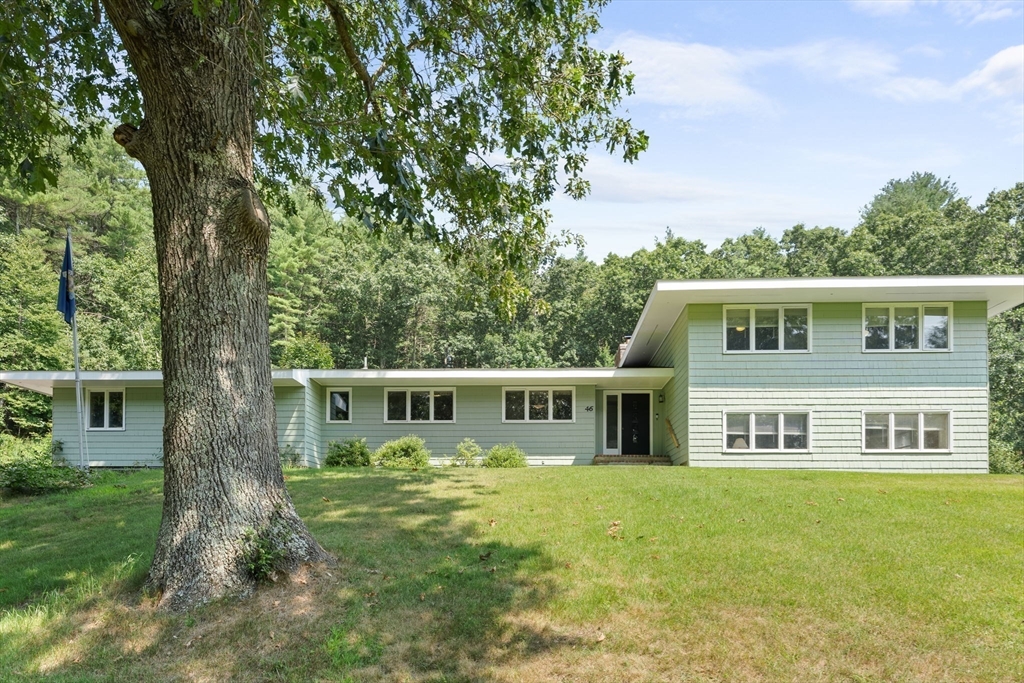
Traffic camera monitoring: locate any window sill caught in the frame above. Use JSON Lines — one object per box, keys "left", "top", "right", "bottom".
{"left": 383, "top": 420, "right": 456, "bottom": 425}
{"left": 86, "top": 427, "right": 127, "bottom": 432}
{"left": 502, "top": 419, "right": 576, "bottom": 424}
{"left": 861, "top": 450, "right": 953, "bottom": 455}
{"left": 325, "top": 420, "right": 352, "bottom": 424}
{"left": 723, "top": 350, "right": 811, "bottom": 355}
{"left": 861, "top": 349, "right": 952, "bottom": 354}
{"left": 723, "top": 449, "right": 811, "bottom": 455}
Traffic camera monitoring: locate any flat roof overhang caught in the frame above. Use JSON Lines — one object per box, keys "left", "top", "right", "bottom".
{"left": 0, "top": 369, "right": 307, "bottom": 396}
{"left": 0, "top": 367, "right": 675, "bottom": 396}
{"left": 305, "top": 367, "right": 674, "bottom": 390}
{"left": 621, "top": 274, "right": 1024, "bottom": 367}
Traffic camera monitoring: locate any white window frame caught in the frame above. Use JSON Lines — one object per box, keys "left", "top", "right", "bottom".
{"left": 502, "top": 387, "right": 576, "bottom": 423}
{"left": 383, "top": 388, "right": 456, "bottom": 423}
{"left": 861, "top": 303, "right": 953, "bottom": 353}
{"left": 721, "top": 411, "right": 812, "bottom": 453}
{"left": 85, "top": 388, "right": 127, "bottom": 431}
{"left": 861, "top": 411, "right": 953, "bottom": 453}
{"left": 325, "top": 387, "right": 353, "bottom": 424}
{"left": 723, "top": 304, "right": 813, "bottom": 354}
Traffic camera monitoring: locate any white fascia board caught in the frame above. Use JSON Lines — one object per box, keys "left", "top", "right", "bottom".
{"left": 621, "top": 274, "right": 1024, "bottom": 367}
{"left": 306, "top": 367, "right": 674, "bottom": 389}
{"left": 0, "top": 369, "right": 309, "bottom": 395}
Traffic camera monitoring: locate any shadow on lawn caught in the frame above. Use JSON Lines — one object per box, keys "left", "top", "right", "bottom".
{"left": 0, "top": 469, "right": 577, "bottom": 682}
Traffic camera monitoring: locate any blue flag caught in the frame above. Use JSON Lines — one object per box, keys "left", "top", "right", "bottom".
{"left": 57, "top": 233, "right": 75, "bottom": 326}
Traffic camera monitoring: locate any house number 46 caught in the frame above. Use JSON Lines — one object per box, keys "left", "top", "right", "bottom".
{"left": 584, "top": 405, "right": 594, "bottom": 412}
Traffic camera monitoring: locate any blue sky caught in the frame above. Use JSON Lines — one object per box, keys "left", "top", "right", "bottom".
{"left": 552, "top": 0, "right": 1024, "bottom": 261}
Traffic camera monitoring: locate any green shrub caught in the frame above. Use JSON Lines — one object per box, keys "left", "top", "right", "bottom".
{"left": 482, "top": 443, "right": 528, "bottom": 468}
{"left": 990, "top": 440, "right": 1024, "bottom": 474}
{"left": 447, "top": 438, "right": 482, "bottom": 467}
{"left": 279, "top": 444, "right": 303, "bottom": 467}
{"left": 0, "top": 435, "right": 90, "bottom": 495}
{"left": 372, "top": 436, "right": 431, "bottom": 468}
{"left": 325, "top": 438, "right": 371, "bottom": 467}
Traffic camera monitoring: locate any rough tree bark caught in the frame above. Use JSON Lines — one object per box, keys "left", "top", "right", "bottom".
{"left": 102, "top": 0, "right": 332, "bottom": 610}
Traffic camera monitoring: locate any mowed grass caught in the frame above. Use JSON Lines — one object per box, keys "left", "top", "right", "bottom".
{"left": 1, "top": 467, "right": 1021, "bottom": 682}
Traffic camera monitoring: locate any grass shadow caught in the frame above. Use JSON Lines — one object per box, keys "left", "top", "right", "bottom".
{"left": 0, "top": 467, "right": 577, "bottom": 681}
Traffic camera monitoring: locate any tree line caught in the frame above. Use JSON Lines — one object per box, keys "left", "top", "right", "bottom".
{"left": 1, "top": 138, "right": 1021, "bottom": 466}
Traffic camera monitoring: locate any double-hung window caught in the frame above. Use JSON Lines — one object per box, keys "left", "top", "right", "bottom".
{"left": 87, "top": 389, "right": 125, "bottom": 430}
{"left": 326, "top": 388, "right": 352, "bottom": 423}
{"left": 384, "top": 389, "right": 455, "bottom": 423}
{"left": 503, "top": 388, "right": 574, "bottom": 422}
{"left": 724, "top": 412, "right": 810, "bottom": 452}
{"left": 724, "top": 306, "right": 811, "bottom": 352}
{"left": 863, "top": 412, "right": 951, "bottom": 452}
{"left": 863, "top": 304, "right": 951, "bottom": 351}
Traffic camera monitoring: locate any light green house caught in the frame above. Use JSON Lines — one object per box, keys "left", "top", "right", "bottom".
{"left": 3, "top": 275, "right": 1021, "bottom": 472}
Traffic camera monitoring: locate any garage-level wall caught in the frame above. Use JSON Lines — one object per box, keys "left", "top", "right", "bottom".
{"left": 316, "top": 383, "right": 597, "bottom": 465}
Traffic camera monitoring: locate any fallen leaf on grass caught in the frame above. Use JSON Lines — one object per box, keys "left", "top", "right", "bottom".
{"left": 805, "top": 501, "right": 818, "bottom": 506}
{"left": 595, "top": 505, "right": 604, "bottom": 510}
{"left": 564, "top": 562, "right": 572, "bottom": 569}
{"left": 651, "top": 555, "right": 660, "bottom": 560}
{"left": 488, "top": 567, "right": 496, "bottom": 573}
{"left": 877, "top": 489, "right": 888, "bottom": 495}
{"left": 419, "top": 593, "right": 425, "bottom": 601}
{"left": 837, "top": 497, "right": 845, "bottom": 503}
{"left": 479, "top": 551, "right": 492, "bottom": 562}
{"left": 273, "top": 600, "right": 280, "bottom": 606}
{"left": 488, "top": 518, "right": 497, "bottom": 526}
{"left": 595, "top": 633, "right": 606, "bottom": 643}
{"left": 322, "top": 497, "right": 330, "bottom": 503}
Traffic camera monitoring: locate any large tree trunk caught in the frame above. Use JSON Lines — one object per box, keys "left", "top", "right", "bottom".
{"left": 103, "top": 0, "right": 332, "bottom": 610}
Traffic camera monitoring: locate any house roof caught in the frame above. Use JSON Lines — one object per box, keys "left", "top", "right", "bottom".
{"left": 0, "top": 367, "right": 675, "bottom": 396}
{"left": 620, "top": 274, "right": 1024, "bottom": 368}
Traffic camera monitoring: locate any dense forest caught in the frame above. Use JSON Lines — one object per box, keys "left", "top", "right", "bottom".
{"left": 1, "top": 138, "right": 1021, "bottom": 468}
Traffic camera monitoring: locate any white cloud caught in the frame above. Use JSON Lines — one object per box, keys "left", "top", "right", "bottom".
{"left": 848, "top": 0, "right": 1022, "bottom": 24}
{"left": 958, "top": 45, "right": 1024, "bottom": 99}
{"left": 848, "top": 1, "right": 917, "bottom": 17}
{"left": 608, "top": 32, "right": 774, "bottom": 116}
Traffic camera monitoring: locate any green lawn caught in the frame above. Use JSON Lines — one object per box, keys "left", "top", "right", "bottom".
{"left": 1, "top": 467, "right": 1022, "bottom": 682}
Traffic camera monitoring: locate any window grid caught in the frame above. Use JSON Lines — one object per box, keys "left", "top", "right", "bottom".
{"left": 85, "top": 389, "right": 126, "bottom": 431}
{"left": 383, "top": 388, "right": 456, "bottom": 423}
{"left": 502, "top": 387, "right": 576, "bottom": 423}
{"left": 862, "top": 411, "right": 952, "bottom": 453}
{"left": 862, "top": 303, "right": 952, "bottom": 352}
{"left": 723, "top": 305, "right": 812, "bottom": 353}
{"left": 723, "top": 411, "right": 811, "bottom": 452}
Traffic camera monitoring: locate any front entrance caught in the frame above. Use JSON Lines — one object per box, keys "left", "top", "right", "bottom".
{"left": 603, "top": 392, "right": 652, "bottom": 455}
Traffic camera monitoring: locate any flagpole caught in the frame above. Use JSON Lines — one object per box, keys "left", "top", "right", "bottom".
{"left": 66, "top": 229, "right": 88, "bottom": 471}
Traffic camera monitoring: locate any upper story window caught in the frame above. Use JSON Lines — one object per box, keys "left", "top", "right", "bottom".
{"left": 724, "top": 305, "right": 810, "bottom": 353}
{"left": 326, "top": 388, "right": 352, "bottom": 423}
{"left": 385, "top": 388, "right": 455, "bottom": 423}
{"left": 863, "top": 304, "right": 951, "bottom": 352}
{"left": 503, "top": 388, "right": 574, "bottom": 422}
{"left": 87, "top": 389, "right": 125, "bottom": 430}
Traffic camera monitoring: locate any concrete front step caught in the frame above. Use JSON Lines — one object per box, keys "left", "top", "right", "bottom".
{"left": 593, "top": 455, "right": 673, "bottom": 466}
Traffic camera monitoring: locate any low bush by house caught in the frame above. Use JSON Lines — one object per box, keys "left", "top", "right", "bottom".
{"left": 372, "top": 436, "right": 430, "bottom": 468}
{"left": 989, "top": 440, "right": 1024, "bottom": 474}
{"left": 447, "top": 438, "right": 483, "bottom": 467}
{"left": 482, "top": 442, "right": 528, "bottom": 468}
{"left": 0, "top": 435, "right": 90, "bottom": 495}
{"left": 325, "top": 438, "right": 371, "bottom": 467}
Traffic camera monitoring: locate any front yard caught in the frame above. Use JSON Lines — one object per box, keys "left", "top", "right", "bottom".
{"left": 1, "top": 466, "right": 1021, "bottom": 682}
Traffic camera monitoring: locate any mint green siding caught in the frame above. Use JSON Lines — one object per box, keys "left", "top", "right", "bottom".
{"left": 683, "top": 301, "right": 989, "bottom": 471}
{"left": 275, "top": 385, "right": 306, "bottom": 462}
{"left": 317, "top": 383, "right": 596, "bottom": 465}
{"left": 687, "top": 301, "right": 988, "bottom": 387}
{"left": 303, "top": 383, "right": 324, "bottom": 466}
{"left": 650, "top": 307, "right": 689, "bottom": 464}
{"left": 52, "top": 387, "right": 164, "bottom": 467}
